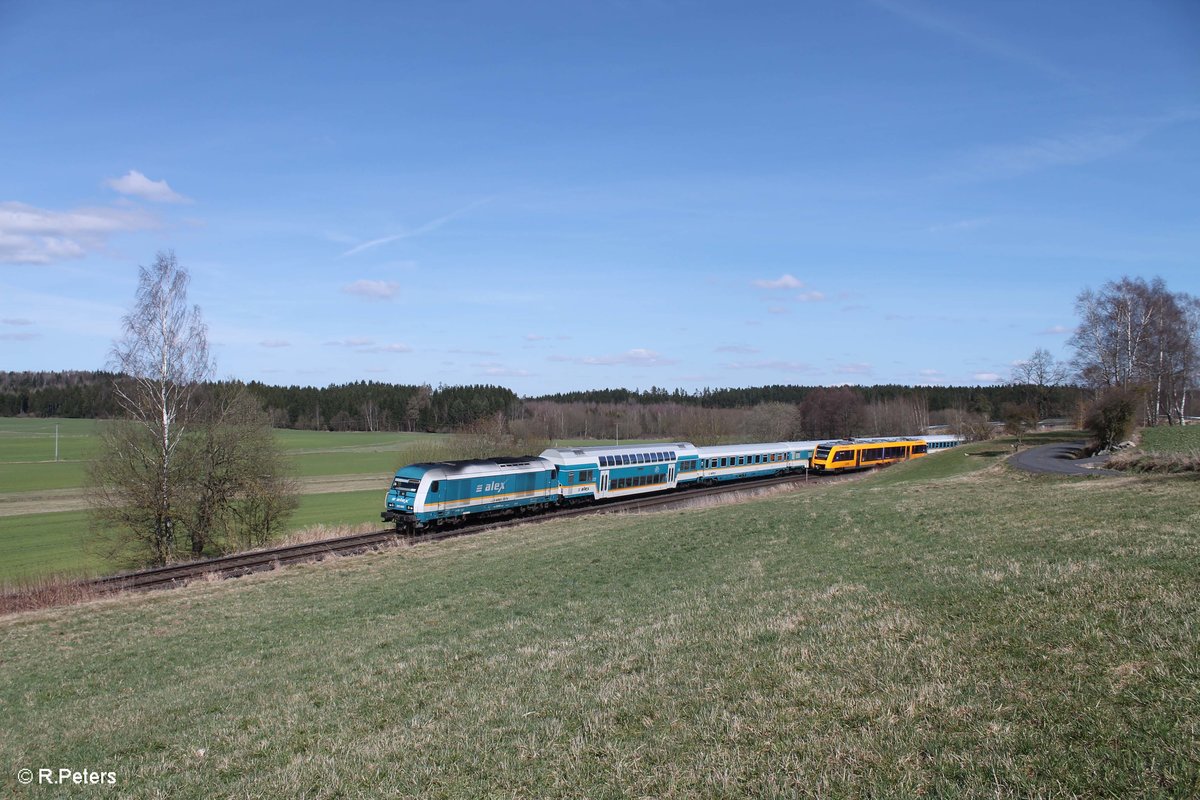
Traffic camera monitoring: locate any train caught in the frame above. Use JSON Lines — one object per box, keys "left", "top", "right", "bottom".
{"left": 381, "top": 434, "right": 962, "bottom": 532}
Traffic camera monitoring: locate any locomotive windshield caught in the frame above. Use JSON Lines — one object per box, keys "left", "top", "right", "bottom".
{"left": 391, "top": 477, "right": 420, "bottom": 493}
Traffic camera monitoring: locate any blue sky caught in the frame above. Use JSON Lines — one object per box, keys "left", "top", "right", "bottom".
{"left": 2, "top": 0, "right": 1197, "bottom": 394}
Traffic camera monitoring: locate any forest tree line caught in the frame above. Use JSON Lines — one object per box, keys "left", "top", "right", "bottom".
{"left": 0, "top": 369, "right": 1091, "bottom": 438}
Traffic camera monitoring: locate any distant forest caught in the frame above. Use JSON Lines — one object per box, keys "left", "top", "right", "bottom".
{"left": 0, "top": 371, "right": 1086, "bottom": 439}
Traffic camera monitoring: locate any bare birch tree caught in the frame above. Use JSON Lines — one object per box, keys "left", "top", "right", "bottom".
{"left": 90, "top": 252, "right": 297, "bottom": 566}
{"left": 92, "top": 251, "right": 211, "bottom": 564}
{"left": 1069, "top": 277, "right": 1199, "bottom": 425}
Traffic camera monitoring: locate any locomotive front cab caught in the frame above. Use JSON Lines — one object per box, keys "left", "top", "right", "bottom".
{"left": 382, "top": 466, "right": 426, "bottom": 526}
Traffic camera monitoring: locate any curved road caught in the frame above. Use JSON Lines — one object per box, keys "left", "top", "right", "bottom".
{"left": 1009, "top": 440, "right": 1123, "bottom": 477}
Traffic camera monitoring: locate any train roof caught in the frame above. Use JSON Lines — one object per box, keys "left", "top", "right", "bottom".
{"left": 817, "top": 437, "right": 927, "bottom": 447}
{"left": 695, "top": 440, "right": 831, "bottom": 457}
{"left": 540, "top": 442, "right": 700, "bottom": 464}
{"left": 399, "top": 456, "right": 552, "bottom": 478}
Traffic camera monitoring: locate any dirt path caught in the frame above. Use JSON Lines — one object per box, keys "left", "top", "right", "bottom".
{"left": 0, "top": 474, "right": 390, "bottom": 518}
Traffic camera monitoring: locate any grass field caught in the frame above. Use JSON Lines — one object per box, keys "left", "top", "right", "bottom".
{"left": 1140, "top": 425, "right": 1200, "bottom": 453}
{"left": 1, "top": 448, "right": 1197, "bottom": 797}
{"left": 0, "top": 420, "right": 690, "bottom": 581}
{"left": 0, "top": 421, "right": 449, "bottom": 494}
{"left": 0, "top": 420, "right": 452, "bottom": 581}
{"left": 0, "top": 491, "right": 387, "bottom": 583}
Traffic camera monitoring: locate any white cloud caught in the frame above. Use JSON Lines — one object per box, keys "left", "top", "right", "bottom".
{"left": 973, "top": 372, "right": 1002, "bottom": 382}
{"left": 835, "top": 362, "right": 872, "bottom": 375}
{"left": 106, "top": 170, "right": 190, "bottom": 203}
{"left": 2, "top": 317, "right": 34, "bottom": 325}
{"left": 796, "top": 291, "right": 826, "bottom": 302}
{"left": 319, "top": 336, "right": 413, "bottom": 354}
{"left": 342, "top": 280, "right": 400, "bottom": 300}
{"left": 767, "top": 306, "right": 788, "bottom": 315}
{"left": 715, "top": 344, "right": 760, "bottom": 354}
{"left": 722, "top": 360, "right": 815, "bottom": 374}
{"left": 1039, "top": 325, "right": 1071, "bottom": 335}
{"left": 919, "top": 369, "right": 944, "bottom": 377}
{"left": 0, "top": 201, "right": 158, "bottom": 264}
{"left": 550, "top": 348, "right": 676, "bottom": 367}
{"left": 753, "top": 274, "right": 804, "bottom": 290}
{"left": 362, "top": 343, "right": 413, "bottom": 353}
{"left": 474, "top": 362, "right": 533, "bottom": 378}
{"left": 0, "top": 332, "right": 37, "bottom": 341}
{"left": 945, "top": 114, "right": 1198, "bottom": 183}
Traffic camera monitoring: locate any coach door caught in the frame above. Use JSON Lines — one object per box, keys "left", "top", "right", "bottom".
{"left": 600, "top": 471, "right": 609, "bottom": 495}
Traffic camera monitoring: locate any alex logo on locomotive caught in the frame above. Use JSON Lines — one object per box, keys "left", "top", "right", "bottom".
{"left": 475, "top": 481, "right": 506, "bottom": 494}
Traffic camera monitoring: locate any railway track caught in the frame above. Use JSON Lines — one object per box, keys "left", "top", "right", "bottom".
{"left": 87, "top": 469, "right": 862, "bottom": 594}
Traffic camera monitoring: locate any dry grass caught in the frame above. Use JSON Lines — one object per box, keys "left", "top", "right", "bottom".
{"left": 1106, "top": 448, "right": 1200, "bottom": 473}
{"left": 272, "top": 520, "right": 382, "bottom": 547}
{"left": 0, "top": 572, "right": 105, "bottom": 615}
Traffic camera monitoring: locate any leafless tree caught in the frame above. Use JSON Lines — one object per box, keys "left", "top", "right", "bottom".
{"left": 182, "top": 385, "right": 298, "bottom": 555}
{"left": 1011, "top": 347, "right": 1068, "bottom": 420}
{"left": 1002, "top": 402, "right": 1039, "bottom": 448}
{"left": 93, "top": 252, "right": 211, "bottom": 563}
{"left": 90, "top": 252, "right": 297, "bottom": 565}
{"left": 944, "top": 408, "right": 995, "bottom": 442}
{"left": 799, "top": 387, "right": 865, "bottom": 439}
{"left": 1069, "top": 277, "right": 1199, "bottom": 425}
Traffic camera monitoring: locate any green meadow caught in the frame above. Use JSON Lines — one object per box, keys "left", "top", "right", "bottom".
{"left": 0, "top": 419, "right": 452, "bottom": 582}
{"left": 1, "top": 445, "right": 1197, "bottom": 797}
{"left": 1139, "top": 424, "right": 1200, "bottom": 454}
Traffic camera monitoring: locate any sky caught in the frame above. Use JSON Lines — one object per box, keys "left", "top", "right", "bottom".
{"left": 2, "top": 0, "right": 1198, "bottom": 395}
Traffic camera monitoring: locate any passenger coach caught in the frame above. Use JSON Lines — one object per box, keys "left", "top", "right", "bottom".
{"left": 693, "top": 441, "right": 824, "bottom": 484}
{"left": 539, "top": 442, "right": 700, "bottom": 501}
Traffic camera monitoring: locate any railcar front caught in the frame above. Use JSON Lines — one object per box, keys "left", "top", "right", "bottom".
{"left": 809, "top": 438, "right": 928, "bottom": 472}
{"left": 382, "top": 457, "right": 558, "bottom": 531}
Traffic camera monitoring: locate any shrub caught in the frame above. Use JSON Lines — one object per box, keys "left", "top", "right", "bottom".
{"left": 1085, "top": 388, "right": 1141, "bottom": 451}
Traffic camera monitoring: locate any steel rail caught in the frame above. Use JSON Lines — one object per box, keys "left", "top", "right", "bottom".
{"left": 86, "top": 468, "right": 866, "bottom": 593}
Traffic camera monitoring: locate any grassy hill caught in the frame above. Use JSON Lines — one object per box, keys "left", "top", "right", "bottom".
{"left": 2, "top": 453, "right": 1197, "bottom": 797}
